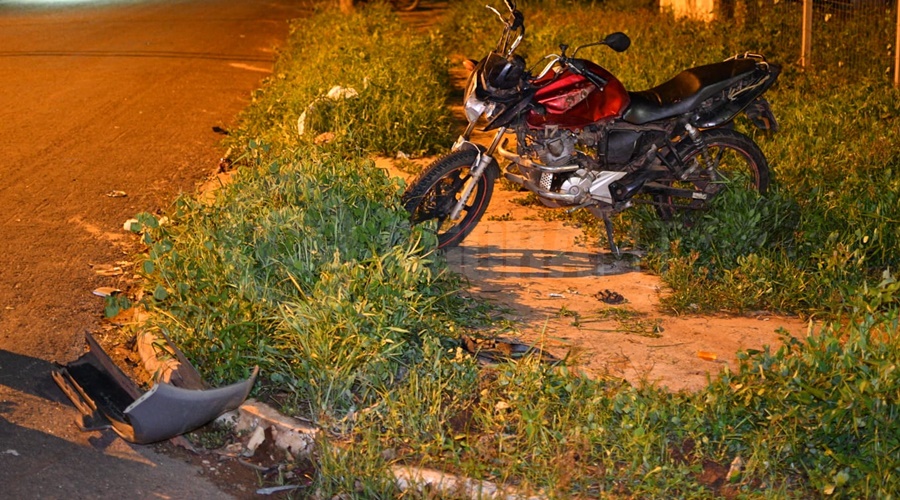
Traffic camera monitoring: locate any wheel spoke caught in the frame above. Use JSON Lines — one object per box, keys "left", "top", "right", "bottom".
{"left": 713, "top": 146, "right": 726, "bottom": 166}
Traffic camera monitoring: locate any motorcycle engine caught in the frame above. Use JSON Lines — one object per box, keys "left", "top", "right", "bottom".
{"left": 517, "top": 126, "right": 621, "bottom": 205}
{"left": 528, "top": 127, "right": 577, "bottom": 167}
{"left": 519, "top": 127, "right": 579, "bottom": 192}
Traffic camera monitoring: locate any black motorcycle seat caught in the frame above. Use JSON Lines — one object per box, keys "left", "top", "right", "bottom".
{"left": 622, "top": 58, "right": 759, "bottom": 125}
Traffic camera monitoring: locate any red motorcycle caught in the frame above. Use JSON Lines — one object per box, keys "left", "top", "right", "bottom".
{"left": 403, "top": 0, "right": 780, "bottom": 254}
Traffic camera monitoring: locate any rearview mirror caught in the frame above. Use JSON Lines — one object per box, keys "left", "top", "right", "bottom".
{"left": 603, "top": 32, "right": 631, "bottom": 53}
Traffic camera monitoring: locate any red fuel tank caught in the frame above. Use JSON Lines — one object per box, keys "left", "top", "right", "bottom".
{"left": 526, "top": 60, "right": 629, "bottom": 129}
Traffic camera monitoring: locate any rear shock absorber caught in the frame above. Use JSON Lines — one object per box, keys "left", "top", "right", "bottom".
{"left": 680, "top": 123, "right": 710, "bottom": 180}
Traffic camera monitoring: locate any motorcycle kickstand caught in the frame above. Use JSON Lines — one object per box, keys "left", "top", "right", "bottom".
{"left": 602, "top": 214, "right": 620, "bottom": 257}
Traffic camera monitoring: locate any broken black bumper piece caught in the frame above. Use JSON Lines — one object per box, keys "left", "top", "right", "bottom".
{"left": 52, "top": 332, "right": 257, "bottom": 444}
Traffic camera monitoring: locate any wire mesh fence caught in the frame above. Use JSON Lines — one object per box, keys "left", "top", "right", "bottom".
{"left": 667, "top": 0, "right": 900, "bottom": 85}
{"left": 805, "top": 0, "right": 898, "bottom": 80}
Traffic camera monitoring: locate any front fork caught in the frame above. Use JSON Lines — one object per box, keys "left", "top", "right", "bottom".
{"left": 448, "top": 126, "right": 506, "bottom": 221}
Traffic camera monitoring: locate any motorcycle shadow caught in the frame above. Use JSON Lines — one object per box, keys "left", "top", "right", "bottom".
{"left": 442, "top": 244, "right": 642, "bottom": 282}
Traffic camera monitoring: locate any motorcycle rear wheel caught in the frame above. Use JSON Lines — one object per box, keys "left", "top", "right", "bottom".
{"left": 402, "top": 149, "right": 498, "bottom": 249}
{"left": 655, "top": 128, "right": 769, "bottom": 220}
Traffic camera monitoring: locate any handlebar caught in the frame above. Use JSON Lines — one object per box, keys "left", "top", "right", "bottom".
{"left": 488, "top": 3, "right": 525, "bottom": 57}
{"left": 487, "top": 3, "right": 627, "bottom": 84}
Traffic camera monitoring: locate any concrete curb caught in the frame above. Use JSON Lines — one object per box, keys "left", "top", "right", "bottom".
{"left": 392, "top": 466, "right": 545, "bottom": 500}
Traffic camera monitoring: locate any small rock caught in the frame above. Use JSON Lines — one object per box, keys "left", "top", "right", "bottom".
{"left": 244, "top": 425, "right": 267, "bottom": 456}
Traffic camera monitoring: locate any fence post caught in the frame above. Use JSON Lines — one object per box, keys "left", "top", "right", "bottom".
{"left": 895, "top": 0, "right": 899, "bottom": 87}
{"left": 801, "top": 0, "right": 813, "bottom": 68}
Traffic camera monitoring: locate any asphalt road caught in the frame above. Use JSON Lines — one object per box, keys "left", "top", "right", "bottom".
{"left": 0, "top": 0, "right": 309, "bottom": 496}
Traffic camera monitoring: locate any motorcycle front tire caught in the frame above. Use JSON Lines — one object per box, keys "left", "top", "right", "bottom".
{"left": 402, "top": 149, "right": 498, "bottom": 249}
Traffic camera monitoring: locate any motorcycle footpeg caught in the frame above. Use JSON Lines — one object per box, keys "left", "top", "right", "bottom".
{"left": 610, "top": 169, "right": 663, "bottom": 203}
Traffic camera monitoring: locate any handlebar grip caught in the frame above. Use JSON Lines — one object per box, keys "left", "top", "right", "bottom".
{"left": 511, "top": 11, "right": 525, "bottom": 32}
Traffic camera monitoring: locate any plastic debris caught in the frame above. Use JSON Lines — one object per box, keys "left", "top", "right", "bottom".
{"left": 256, "top": 485, "right": 304, "bottom": 496}
{"left": 297, "top": 85, "right": 359, "bottom": 136}
{"left": 123, "top": 218, "right": 140, "bottom": 232}
{"left": 92, "top": 287, "right": 121, "bottom": 297}
{"left": 91, "top": 264, "right": 124, "bottom": 277}
{"left": 726, "top": 456, "right": 745, "bottom": 481}
{"left": 325, "top": 85, "right": 358, "bottom": 100}
{"left": 52, "top": 332, "right": 257, "bottom": 444}
{"left": 461, "top": 334, "right": 559, "bottom": 365}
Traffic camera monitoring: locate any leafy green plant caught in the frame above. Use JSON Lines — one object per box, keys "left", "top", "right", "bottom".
{"left": 704, "top": 312, "right": 900, "bottom": 498}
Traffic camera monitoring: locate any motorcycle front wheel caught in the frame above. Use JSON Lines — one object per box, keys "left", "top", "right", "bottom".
{"left": 655, "top": 128, "right": 769, "bottom": 220}
{"left": 402, "top": 149, "right": 498, "bottom": 249}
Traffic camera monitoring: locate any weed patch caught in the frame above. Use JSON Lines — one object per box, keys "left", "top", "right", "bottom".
{"left": 136, "top": 146, "right": 472, "bottom": 420}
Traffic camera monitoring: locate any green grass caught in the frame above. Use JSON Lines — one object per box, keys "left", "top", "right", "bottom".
{"left": 127, "top": 1, "right": 900, "bottom": 497}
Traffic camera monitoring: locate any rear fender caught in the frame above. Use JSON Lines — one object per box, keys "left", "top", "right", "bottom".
{"left": 693, "top": 61, "right": 780, "bottom": 130}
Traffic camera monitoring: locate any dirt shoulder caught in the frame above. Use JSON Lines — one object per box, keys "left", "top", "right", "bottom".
{"left": 443, "top": 194, "right": 808, "bottom": 392}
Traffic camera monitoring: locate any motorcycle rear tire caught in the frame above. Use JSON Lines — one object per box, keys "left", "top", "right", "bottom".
{"left": 655, "top": 128, "right": 769, "bottom": 220}
{"left": 402, "top": 149, "right": 498, "bottom": 249}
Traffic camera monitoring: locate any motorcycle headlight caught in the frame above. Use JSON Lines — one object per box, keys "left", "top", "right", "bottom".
{"left": 463, "top": 77, "right": 496, "bottom": 123}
